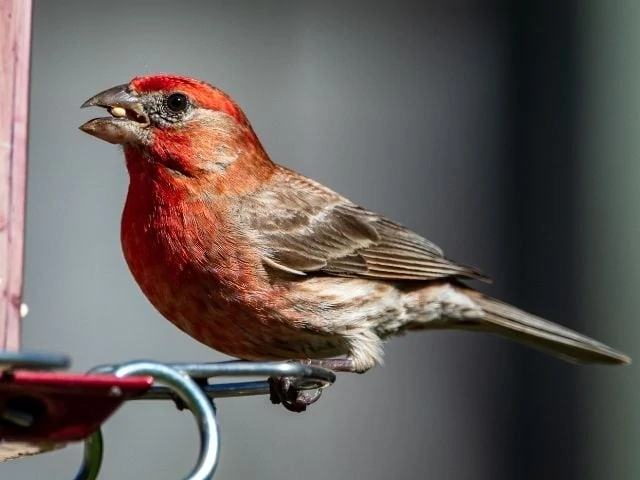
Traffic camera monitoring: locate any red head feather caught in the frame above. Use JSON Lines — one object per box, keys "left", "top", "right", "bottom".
{"left": 130, "top": 74, "right": 250, "bottom": 127}
{"left": 125, "top": 74, "right": 274, "bottom": 193}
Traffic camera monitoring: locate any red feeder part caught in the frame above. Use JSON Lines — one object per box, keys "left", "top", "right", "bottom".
{"left": 0, "top": 371, "right": 153, "bottom": 442}
{"left": 0, "top": 371, "right": 152, "bottom": 460}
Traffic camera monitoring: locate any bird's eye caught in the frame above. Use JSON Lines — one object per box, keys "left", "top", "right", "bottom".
{"left": 166, "top": 92, "right": 189, "bottom": 113}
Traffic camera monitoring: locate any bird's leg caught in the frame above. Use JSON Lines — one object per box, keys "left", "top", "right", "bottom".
{"left": 268, "top": 358, "right": 356, "bottom": 412}
{"left": 304, "top": 358, "right": 358, "bottom": 372}
{"left": 268, "top": 376, "right": 323, "bottom": 413}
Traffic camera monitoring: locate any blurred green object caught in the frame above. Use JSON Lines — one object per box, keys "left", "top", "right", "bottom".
{"left": 581, "top": 2, "right": 640, "bottom": 479}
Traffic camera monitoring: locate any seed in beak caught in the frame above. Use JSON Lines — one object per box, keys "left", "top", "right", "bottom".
{"left": 110, "top": 106, "right": 127, "bottom": 118}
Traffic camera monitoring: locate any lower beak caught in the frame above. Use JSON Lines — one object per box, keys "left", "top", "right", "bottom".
{"left": 79, "top": 84, "right": 150, "bottom": 145}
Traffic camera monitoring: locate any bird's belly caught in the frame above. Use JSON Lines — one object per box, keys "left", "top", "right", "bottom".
{"left": 158, "top": 283, "right": 346, "bottom": 360}
{"left": 124, "top": 252, "right": 347, "bottom": 361}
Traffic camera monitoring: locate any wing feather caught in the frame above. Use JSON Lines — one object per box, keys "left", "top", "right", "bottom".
{"left": 237, "top": 168, "right": 489, "bottom": 282}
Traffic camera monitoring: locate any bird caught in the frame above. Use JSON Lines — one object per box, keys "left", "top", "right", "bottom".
{"left": 80, "top": 74, "right": 630, "bottom": 409}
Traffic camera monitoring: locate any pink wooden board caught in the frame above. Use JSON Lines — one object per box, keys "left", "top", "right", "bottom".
{"left": 0, "top": 0, "right": 31, "bottom": 350}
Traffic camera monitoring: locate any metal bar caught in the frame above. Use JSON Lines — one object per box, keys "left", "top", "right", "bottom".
{"left": 0, "top": 0, "right": 32, "bottom": 350}
{"left": 90, "top": 360, "right": 336, "bottom": 401}
{"left": 138, "top": 381, "right": 272, "bottom": 401}
{"left": 0, "top": 351, "right": 70, "bottom": 371}
{"left": 92, "top": 360, "right": 335, "bottom": 385}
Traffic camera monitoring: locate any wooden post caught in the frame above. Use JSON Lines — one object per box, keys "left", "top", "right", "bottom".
{"left": 0, "top": 0, "right": 32, "bottom": 350}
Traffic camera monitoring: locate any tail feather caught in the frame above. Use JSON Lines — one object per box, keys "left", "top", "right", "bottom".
{"left": 465, "top": 291, "right": 630, "bottom": 365}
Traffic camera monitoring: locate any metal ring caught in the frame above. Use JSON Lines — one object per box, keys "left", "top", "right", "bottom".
{"left": 75, "top": 361, "right": 220, "bottom": 480}
{"left": 73, "top": 429, "right": 103, "bottom": 480}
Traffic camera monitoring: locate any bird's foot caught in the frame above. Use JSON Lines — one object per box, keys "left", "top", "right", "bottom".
{"left": 268, "top": 358, "right": 355, "bottom": 412}
{"left": 268, "top": 376, "right": 323, "bottom": 413}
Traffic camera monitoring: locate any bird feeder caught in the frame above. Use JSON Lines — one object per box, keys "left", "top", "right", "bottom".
{"left": 0, "top": 2, "right": 335, "bottom": 478}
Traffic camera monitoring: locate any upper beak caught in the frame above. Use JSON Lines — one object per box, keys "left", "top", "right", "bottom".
{"left": 80, "top": 84, "right": 150, "bottom": 145}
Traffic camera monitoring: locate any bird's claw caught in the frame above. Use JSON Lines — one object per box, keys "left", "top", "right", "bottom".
{"left": 268, "top": 376, "right": 323, "bottom": 413}
{"left": 167, "top": 373, "right": 321, "bottom": 413}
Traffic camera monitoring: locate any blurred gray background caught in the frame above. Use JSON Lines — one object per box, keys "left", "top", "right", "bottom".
{"left": 2, "top": 0, "right": 639, "bottom": 479}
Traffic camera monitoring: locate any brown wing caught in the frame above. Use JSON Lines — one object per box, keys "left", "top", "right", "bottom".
{"left": 237, "top": 168, "right": 489, "bottom": 282}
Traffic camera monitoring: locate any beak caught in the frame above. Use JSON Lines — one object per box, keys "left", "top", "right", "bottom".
{"left": 79, "top": 84, "right": 150, "bottom": 145}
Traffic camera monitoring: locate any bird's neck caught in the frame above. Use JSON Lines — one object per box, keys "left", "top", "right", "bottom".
{"left": 123, "top": 148, "right": 191, "bottom": 205}
{"left": 124, "top": 125, "right": 277, "bottom": 197}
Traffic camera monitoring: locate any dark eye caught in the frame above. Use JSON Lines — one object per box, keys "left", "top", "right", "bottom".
{"left": 166, "top": 92, "right": 188, "bottom": 112}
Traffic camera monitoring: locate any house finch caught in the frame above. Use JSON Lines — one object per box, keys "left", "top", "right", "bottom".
{"left": 79, "top": 74, "right": 629, "bottom": 406}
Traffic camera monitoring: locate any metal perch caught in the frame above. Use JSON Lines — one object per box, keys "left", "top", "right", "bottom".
{"left": 75, "top": 360, "right": 336, "bottom": 480}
